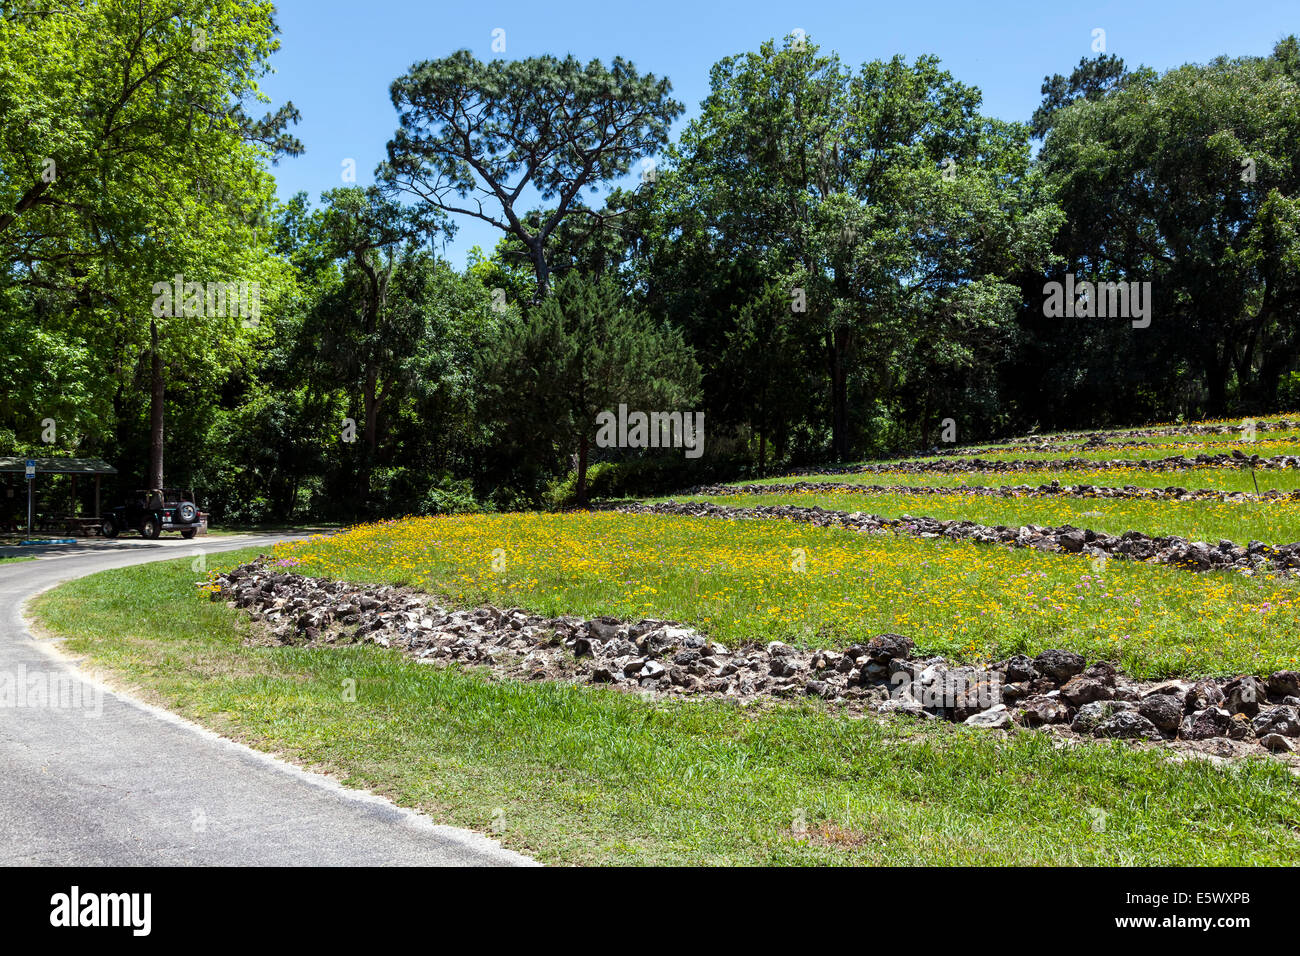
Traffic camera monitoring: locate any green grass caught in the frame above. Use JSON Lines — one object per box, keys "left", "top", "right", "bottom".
{"left": 747, "top": 465, "right": 1300, "bottom": 494}
{"left": 206, "top": 522, "right": 345, "bottom": 537}
{"left": 0, "top": 555, "right": 35, "bottom": 565}
{"left": 910, "top": 440, "right": 1300, "bottom": 464}
{"left": 970, "top": 423, "right": 1300, "bottom": 449}
{"left": 29, "top": 549, "right": 1300, "bottom": 866}
{"left": 666, "top": 489, "right": 1300, "bottom": 548}
{"left": 1061, "top": 430, "right": 1300, "bottom": 449}
{"left": 925, "top": 432, "right": 1300, "bottom": 455}
{"left": 269, "top": 513, "right": 1300, "bottom": 678}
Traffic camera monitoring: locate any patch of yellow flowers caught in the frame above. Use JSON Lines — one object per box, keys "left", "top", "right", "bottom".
{"left": 273, "top": 512, "right": 1300, "bottom": 678}
{"left": 708, "top": 490, "right": 1300, "bottom": 547}
{"left": 777, "top": 463, "right": 1300, "bottom": 494}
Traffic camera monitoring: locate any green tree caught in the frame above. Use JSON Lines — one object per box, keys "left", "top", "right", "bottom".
{"left": 672, "top": 35, "right": 1056, "bottom": 458}
{"left": 1030, "top": 54, "right": 1132, "bottom": 138}
{"left": 382, "top": 50, "right": 681, "bottom": 296}
{"left": 1038, "top": 37, "right": 1300, "bottom": 414}
{"left": 297, "top": 186, "right": 447, "bottom": 504}
{"left": 0, "top": 0, "right": 300, "bottom": 488}
{"left": 479, "top": 271, "right": 700, "bottom": 504}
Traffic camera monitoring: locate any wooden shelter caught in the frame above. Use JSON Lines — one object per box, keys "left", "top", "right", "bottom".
{"left": 0, "top": 457, "right": 117, "bottom": 533}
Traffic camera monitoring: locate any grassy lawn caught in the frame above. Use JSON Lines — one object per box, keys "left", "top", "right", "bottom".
{"left": 0, "top": 555, "right": 35, "bottom": 565}
{"left": 748, "top": 464, "right": 1300, "bottom": 494}
{"left": 206, "top": 522, "right": 345, "bottom": 537}
{"left": 1056, "top": 431, "right": 1300, "bottom": 449}
{"left": 968, "top": 424, "right": 1300, "bottom": 451}
{"left": 907, "top": 439, "right": 1300, "bottom": 463}
{"left": 670, "top": 489, "right": 1300, "bottom": 548}
{"left": 29, "top": 548, "right": 1300, "bottom": 866}
{"left": 265, "top": 514, "right": 1300, "bottom": 678}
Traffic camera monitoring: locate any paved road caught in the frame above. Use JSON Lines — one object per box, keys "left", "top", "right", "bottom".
{"left": 0, "top": 536, "right": 534, "bottom": 866}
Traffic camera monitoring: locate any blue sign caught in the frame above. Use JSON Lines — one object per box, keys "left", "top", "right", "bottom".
{"left": 25, "top": 459, "right": 35, "bottom": 479}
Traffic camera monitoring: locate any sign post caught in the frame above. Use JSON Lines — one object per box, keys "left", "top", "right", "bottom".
{"left": 25, "top": 459, "right": 35, "bottom": 533}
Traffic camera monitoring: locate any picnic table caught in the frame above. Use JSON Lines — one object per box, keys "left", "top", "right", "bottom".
{"left": 38, "top": 514, "right": 103, "bottom": 536}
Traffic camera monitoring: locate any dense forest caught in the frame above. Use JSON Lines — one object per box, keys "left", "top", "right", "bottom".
{"left": 3, "top": 2, "right": 1299, "bottom": 521}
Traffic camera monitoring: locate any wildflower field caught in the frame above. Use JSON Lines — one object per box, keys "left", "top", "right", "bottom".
{"left": 273, "top": 510, "right": 1300, "bottom": 678}
{"left": 663, "top": 489, "right": 1300, "bottom": 552}
{"left": 901, "top": 436, "right": 1300, "bottom": 464}
{"left": 28, "top": 415, "right": 1300, "bottom": 865}
{"left": 267, "top": 417, "right": 1300, "bottom": 682}
{"left": 756, "top": 466, "right": 1300, "bottom": 493}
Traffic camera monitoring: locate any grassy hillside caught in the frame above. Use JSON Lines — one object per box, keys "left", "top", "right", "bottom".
{"left": 28, "top": 414, "right": 1300, "bottom": 865}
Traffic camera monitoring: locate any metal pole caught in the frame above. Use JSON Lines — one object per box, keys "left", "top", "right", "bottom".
{"left": 27, "top": 476, "right": 33, "bottom": 533}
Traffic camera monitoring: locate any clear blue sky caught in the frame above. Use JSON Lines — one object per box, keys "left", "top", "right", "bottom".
{"left": 258, "top": 0, "right": 1299, "bottom": 267}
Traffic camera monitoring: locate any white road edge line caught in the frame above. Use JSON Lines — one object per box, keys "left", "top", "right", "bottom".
{"left": 16, "top": 547, "right": 539, "bottom": 867}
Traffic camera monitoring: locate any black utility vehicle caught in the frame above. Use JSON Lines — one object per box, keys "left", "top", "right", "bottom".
{"left": 101, "top": 488, "right": 206, "bottom": 539}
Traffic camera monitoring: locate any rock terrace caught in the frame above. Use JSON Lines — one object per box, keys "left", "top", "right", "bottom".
{"left": 691, "top": 480, "right": 1298, "bottom": 504}
{"left": 211, "top": 559, "right": 1300, "bottom": 764}
{"left": 617, "top": 500, "right": 1300, "bottom": 577}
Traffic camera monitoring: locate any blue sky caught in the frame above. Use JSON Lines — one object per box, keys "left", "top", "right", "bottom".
{"left": 258, "top": 0, "right": 1299, "bottom": 267}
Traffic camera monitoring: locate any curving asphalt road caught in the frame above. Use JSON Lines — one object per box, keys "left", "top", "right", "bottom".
{"left": 0, "top": 535, "right": 534, "bottom": 866}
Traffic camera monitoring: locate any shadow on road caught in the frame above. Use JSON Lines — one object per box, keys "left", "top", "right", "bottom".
{"left": 0, "top": 533, "right": 279, "bottom": 561}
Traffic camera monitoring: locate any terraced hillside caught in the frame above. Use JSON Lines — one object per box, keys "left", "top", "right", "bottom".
{"left": 657, "top": 418, "right": 1300, "bottom": 549}
{"left": 628, "top": 418, "right": 1300, "bottom": 672}
{"left": 32, "top": 415, "right": 1300, "bottom": 865}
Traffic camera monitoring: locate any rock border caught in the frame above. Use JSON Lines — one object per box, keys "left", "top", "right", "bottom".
{"left": 930, "top": 436, "right": 1300, "bottom": 458}
{"left": 688, "top": 480, "right": 1298, "bottom": 503}
{"left": 209, "top": 560, "right": 1300, "bottom": 765}
{"left": 1001, "top": 419, "right": 1300, "bottom": 442}
{"left": 616, "top": 500, "right": 1300, "bottom": 576}
{"left": 794, "top": 450, "right": 1300, "bottom": 480}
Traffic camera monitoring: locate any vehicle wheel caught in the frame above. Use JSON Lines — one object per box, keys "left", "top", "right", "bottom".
{"left": 141, "top": 516, "right": 161, "bottom": 539}
{"left": 177, "top": 501, "right": 197, "bottom": 523}
{"left": 181, "top": 529, "right": 197, "bottom": 539}
{"left": 101, "top": 516, "right": 118, "bottom": 538}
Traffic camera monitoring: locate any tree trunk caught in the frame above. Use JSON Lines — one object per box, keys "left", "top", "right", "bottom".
{"left": 575, "top": 432, "right": 590, "bottom": 506}
{"left": 531, "top": 242, "right": 550, "bottom": 299}
{"left": 1204, "top": 352, "right": 1232, "bottom": 417}
{"left": 363, "top": 368, "right": 380, "bottom": 456}
{"left": 0, "top": 178, "right": 54, "bottom": 235}
{"left": 829, "top": 329, "right": 849, "bottom": 460}
{"left": 148, "top": 318, "right": 165, "bottom": 490}
{"left": 359, "top": 370, "right": 380, "bottom": 509}
{"left": 1256, "top": 344, "right": 1290, "bottom": 409}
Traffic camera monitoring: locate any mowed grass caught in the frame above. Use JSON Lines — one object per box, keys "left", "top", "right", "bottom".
{"left": 904, "top": 438, "right": 1300, "bottom": 464}
{"left": 270, "top": 513, "right": 1300, "bottom": 678}
{"left": 1058, "top": 431, "right": 1300, "bottom": 450}
{"left": 749, "top": 464, "right": 1300, "bottom": 494}
{"left": 672, "top": 489, "right": 1300, "bottom": 549}
{"left": 919, "top": 434, "right": 1300, "bottom": 457}
{"left": 29, "top": 549, "right": 1300, "bottom": 865}
{"left": 972, "top": 422, "right": 1300, "bottom": 451}
{"left": 900, "top": 417, "right": 1300, "bottom": 453}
